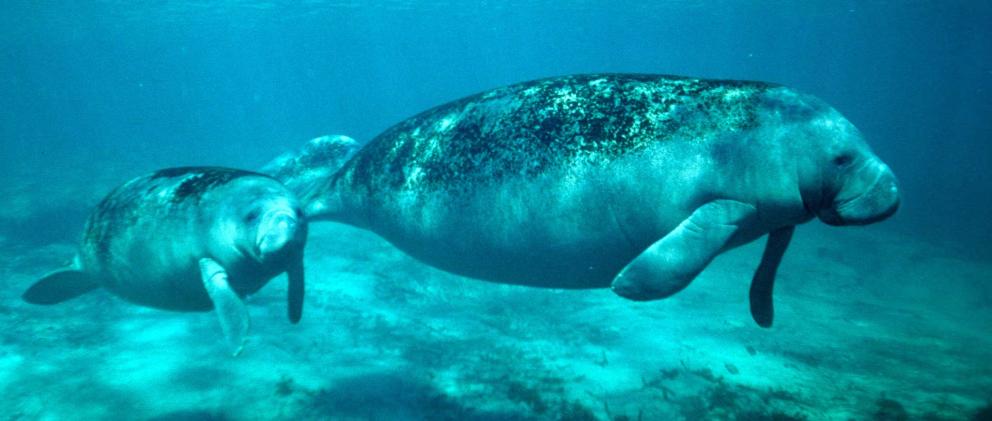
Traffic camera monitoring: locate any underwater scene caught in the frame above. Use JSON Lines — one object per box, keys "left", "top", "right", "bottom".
{"left": 1, "top": 1, "right": 990, "bottom": 420}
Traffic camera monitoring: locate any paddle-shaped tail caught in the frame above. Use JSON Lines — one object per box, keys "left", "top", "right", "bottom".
{"left": 23, "top": 267, "right": 99, "bottom": 305}
{"left": 261, "top": 135, "right": 362, "bottom": 218}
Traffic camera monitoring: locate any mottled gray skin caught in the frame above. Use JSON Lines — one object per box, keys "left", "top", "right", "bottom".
{"left": 290, "top": 74, "right": 898, "bottom": 299}
{"left": 59, "top": 167, "right": 305, "bottom": 311}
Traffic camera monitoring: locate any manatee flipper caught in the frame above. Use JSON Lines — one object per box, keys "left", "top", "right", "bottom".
{"left": 612, "top": 200, "right": 757, "bottom": 301}
{"left": 198, "top": 258, "right": 250, "bottom": 356}
{"left": 749, "top": 225, "right": 795, "bottom": 328}
{"left": 286, "top": 256, "right": 304, "bottom": 324}
{"left": 22, "top": 269, "right": 99, "bottom": 305}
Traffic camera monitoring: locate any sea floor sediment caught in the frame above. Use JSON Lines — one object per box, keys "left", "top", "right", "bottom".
{"left": 2, "top": 222, "right": 989, "bottom": 420}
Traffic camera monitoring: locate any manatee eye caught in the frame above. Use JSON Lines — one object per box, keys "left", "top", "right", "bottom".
{"left": 243, "top": 209, "right": 262, "bottom": 223}
{"left": 833, "top": 154, "right": 854, "bottom": 167}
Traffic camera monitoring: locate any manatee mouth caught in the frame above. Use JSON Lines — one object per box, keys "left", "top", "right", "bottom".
{"left": 256, "top": 209, "right": 301, "bottom": 259}
{"left": 820, "top": 163, "right": 900, "bottom": 226}
{"left": 239, "top": 243, "right": 264, "bottom": 264}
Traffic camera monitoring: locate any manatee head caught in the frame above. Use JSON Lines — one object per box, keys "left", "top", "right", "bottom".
{"left": 763, "top": 88, "right": 900, "bottom": 226}
{"left": 816, "top": 145, "right": 900, "bottom": 226}
{"left": 210, "top": 176, "right": 308, "bottom": 266}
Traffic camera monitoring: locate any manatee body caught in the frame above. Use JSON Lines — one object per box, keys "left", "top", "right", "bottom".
{"left": 273, "top": 74, "right": 899, "bottom": 326}
{"left": 23, "top": 167, "right": 308, "bottom": 353}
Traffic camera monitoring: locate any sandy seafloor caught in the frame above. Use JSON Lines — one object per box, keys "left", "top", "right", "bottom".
{"left": 1, "top": 179, "right": 990, "bottom": 420}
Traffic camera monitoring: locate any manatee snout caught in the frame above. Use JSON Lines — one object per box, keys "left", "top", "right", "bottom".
{"left": 257, "top": 207, "right": 305, "bottom": 259}
{"left": 821, "top": 160, "right": 900, "bottom": 226}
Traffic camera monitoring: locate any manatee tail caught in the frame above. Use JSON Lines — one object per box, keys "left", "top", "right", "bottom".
{"left": 261, "top": 135, "right": 363, "bottom": 219}
{"left": 22, "top": 268, "right": 99, "bottom": 305}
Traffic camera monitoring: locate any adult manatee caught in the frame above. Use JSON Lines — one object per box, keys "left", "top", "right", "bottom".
{"left": 268, "top": 74, "right": 899, "bottom": 327}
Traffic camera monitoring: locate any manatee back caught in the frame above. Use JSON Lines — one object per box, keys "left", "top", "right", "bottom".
{"left": 82, "top": 167, "right": 259, "bottom": 262}
{"left": 335, "top": 74, "right": 775, "bottom": 199}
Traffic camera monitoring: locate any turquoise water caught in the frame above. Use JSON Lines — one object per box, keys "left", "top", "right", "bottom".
{"left": 1, "top": 2, "right": 990, "bottom": 420}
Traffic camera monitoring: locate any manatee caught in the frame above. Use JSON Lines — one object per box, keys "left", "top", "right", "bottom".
{"left": 269, "top": 74, "right": 899, "bottom": 327}
{"left": 22, "top": 167, "right": 308, "bottom": 354}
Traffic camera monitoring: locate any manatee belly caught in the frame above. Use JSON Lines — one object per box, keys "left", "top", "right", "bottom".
{"left": 88, "top": 247, "right": 276, "bottom": 312}
{"left": 102, "top": 264, "right": 213, "bottom": 311}
{"left": 359, "top": 163, "right": 697, "bottom": 289}
{"left": 81, "top": 233, "right": 215, "bottom": 311}
{"left": 80, "top": 210, "right": 267, "bottom": 312}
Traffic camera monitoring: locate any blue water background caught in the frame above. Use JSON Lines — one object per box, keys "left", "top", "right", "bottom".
{"left": 1, "top": 1, "right": 990, "bottom": 258}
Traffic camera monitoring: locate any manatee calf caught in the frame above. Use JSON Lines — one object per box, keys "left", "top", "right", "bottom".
{"left": 269, "top": 74, "right": 899, "bottom": 327}
{"left": 22, "top": 167, "right": 307, "bottom": 354}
